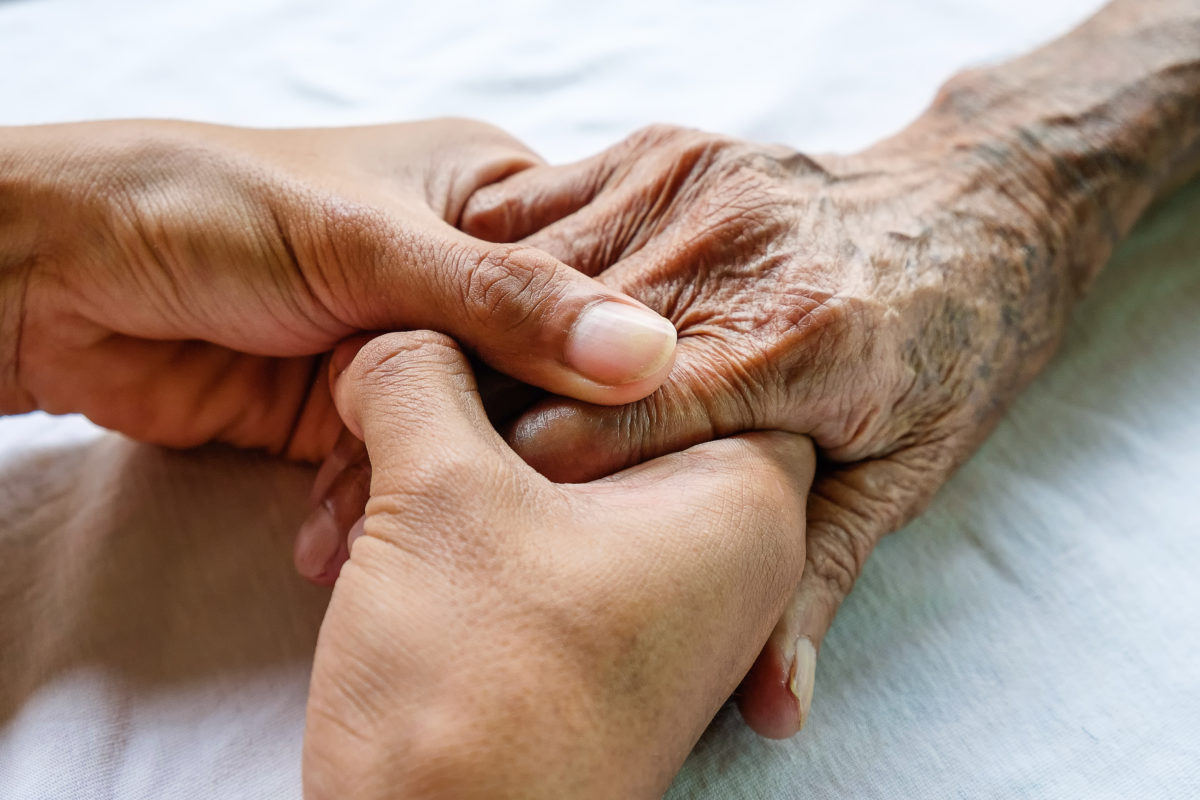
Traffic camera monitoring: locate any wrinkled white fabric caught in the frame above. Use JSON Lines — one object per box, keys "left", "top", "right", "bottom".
{"left": 2, "top": 0, "right": 1197, "bottom": 797}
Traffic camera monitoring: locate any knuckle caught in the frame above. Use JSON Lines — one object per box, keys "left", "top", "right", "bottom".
{"left": 670, "top": 136, "right": 735, "bottom": 179}
{"left": 624, "top": 124, "right": 737, "bottom": 177}
{"left": 626, "top": 123, "right": 712, "bottom": 151}
{"left": 805, "top": 494, "right": 887, "bottom": 601}
{"left": 804, "top": 462, "right": 925, "bottom": 601}
{"left": 882, "top": 447, "right": 956, "bottom": 524}
{"left": 805, "top": 519, "right": 870, "bottom": 601}
{"left": 662, "top": 337, "right": 771, "bottom": 433}
{"left": 457, "top": 244, "right": 563, "bottom": 334}
{"left": 785, "top": 292, "right": 858, "bottom": 347}
{"left": 349, "top": 331, "right": 464, "bottom": 389}
{"left": 461, "top": 185, "right": 513, "bottom": 239}
{"left": 627, "top": 122, "right": 691, "bottom": 148}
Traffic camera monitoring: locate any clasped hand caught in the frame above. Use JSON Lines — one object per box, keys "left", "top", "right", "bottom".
{"left": 3, "top": 118, "right": 815, "bottom": 798}
{"left": 1, "top": 112, "right": 1066, "bottom": 799}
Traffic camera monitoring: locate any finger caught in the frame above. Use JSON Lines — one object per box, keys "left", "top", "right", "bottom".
{"left": 474, "top": 363, "right": 545, "bottom": 431}
{"left": 331, "top": 331, "right": 514, "bottom": 496}
{"left": 466, "top": 157, "right": 670, "bottom": 279}
{"left": 737, "top": 455, "right": 943, "bottom": 739}
{"left": 461, "top": 153, "right": 615, "bottom": 244}
{"left": 467, "top": 124, "right": 739, "bottom": 278}
{"left": 382, "top": 235, "right": 678, "bottom": 406}
{"left": 515, "top": 182, "right": 656, "bottom": 278}
{"left": 508, "top": 333, "right": 763, "bottom": 482}
{"left": 400, "top": 144, "right": 676, "bottom": 405}
{"left": 464, "top": 159, "right": 645, "bottom": 278}
{"left": 308, "top": 426, "right": 366, "bottom": 509}
{"left": 445, "top": 153, "right": 679, "bottom": 403}
{"left": 296, "top": 352, "right": 541, "bottom": 587}
{"left": 295, "top": 429, "right": 371, "bottom": 585}
{"left": 325, "top": 331, "right": 538, "bottom": 582}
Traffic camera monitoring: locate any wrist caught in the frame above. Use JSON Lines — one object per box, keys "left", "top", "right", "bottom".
{"left": 920, "top": 69, "right": 1153, "bottom": 300}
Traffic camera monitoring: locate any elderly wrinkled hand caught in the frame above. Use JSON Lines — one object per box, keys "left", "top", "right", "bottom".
{"left": 463, "top": 0, "right": 1200, "bottom": 731}
{"left": 302, "top": 331, "right": 813, "bottom": 800}
{"left": 460, "top": 120, "right": 1081, "bottom": 735}
{"left": 304, "top": 117, "right": 1087, "bottom": 731}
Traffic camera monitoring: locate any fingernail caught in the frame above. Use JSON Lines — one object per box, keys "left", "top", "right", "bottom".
{"left": 565, "top": 301, "right": 676, "bottom": 385}
{"left": 788, "top": 636, "right": 817, "bottom": 730}
{"left": 295, "top": 500, "right": 340, "bottom": 579}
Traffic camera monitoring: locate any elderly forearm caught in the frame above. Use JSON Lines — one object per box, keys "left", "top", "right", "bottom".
{"left": 893, "top": 0, "right": 1200, "bottom": 298}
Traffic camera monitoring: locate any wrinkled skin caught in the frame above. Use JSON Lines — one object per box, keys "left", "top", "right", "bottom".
{"left": 300, "top": 0, "right": 1200, "bottom": 749}
{"left": 303, "top": 332, "right": 814, "bottom": 800}
{"left": 456, "top": 0, "right": 1200, "bottom": 737}
{"left": 2, "top": 119, "right": 674, "bottom": 461}
{"left": 463, "top": 122, "right": 1077, "bottom": 735}
{"left": 303, "top": 117, "right": 1077, "bottom": 733}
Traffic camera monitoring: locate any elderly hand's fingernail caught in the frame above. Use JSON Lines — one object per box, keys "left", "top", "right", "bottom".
{"left": 295, "top": 500, "right": 340, "bottom": 580}
{"left": 788, "top": 636, "right": 817, "bottom": 730}
{"left": 565, "top": 301, "right": 676, "bottom": 385}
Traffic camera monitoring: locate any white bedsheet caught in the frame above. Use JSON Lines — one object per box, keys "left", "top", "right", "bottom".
{"left": 2, "top": 0, "right": 1198, "bottom": 797}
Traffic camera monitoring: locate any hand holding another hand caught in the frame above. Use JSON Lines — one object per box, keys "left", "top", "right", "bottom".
{"left": 309, "top": 117, "right": 1080, "bottom": 736}
{"left": 2, "top": 119, "right": 676, "bottom": 459}
{"left": 464, "top": 121, "right": 1078, "bottom": 735}
{"left": 302, "top": 332, "right": 814, "bottom": 800}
